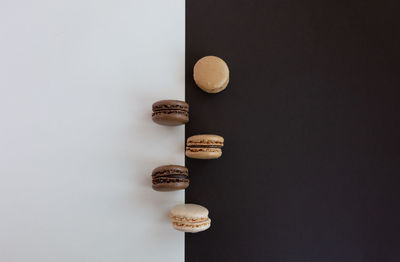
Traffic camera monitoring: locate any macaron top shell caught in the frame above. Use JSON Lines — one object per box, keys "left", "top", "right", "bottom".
{"left": 193, "top": 56, "right": 229, "bottom": 93}
{"left": 151, "top": 165, "right": 188, "bottom": 177}
{"left": 170, "top": 204, "right": 209, "bottom": 221}
{"left": 152, "top": 100, "right": 189, "bottom": 112}
{"left": 186, "top": 134, "right": 224, "bottom": 147}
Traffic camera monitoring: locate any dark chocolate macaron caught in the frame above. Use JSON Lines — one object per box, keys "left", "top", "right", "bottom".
{"left": 152, "top": 165, "right": 189, "bottom": 191}
{"left": 152, "top": 100, "right": 189, "bottom": 126}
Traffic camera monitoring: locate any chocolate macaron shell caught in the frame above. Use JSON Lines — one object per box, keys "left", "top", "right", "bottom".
{"left": 152, "top": 100, "right": 189, "bottom": 126}
{"left": 152, "top": 113, "right": 188, "bottom": 126}
{"left": 152, "top": 100, "right": 189, "bottom": 110}
{"left": 152, "top": 182, "right": 189, "bottom": 192}
{"left": 151, "top": 165, "right": 189, "bottom": 191}
{"left": 152, "top": 165, "right": 188, "bottom": 176}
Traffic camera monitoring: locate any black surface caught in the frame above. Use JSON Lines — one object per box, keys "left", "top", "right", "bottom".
{"left": 185, "top": 1, "right": 400, "bottom": 261}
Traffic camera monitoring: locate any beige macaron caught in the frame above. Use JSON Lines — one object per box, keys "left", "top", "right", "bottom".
{"left": 169, "top": 204, "right": 211, "bottom": 233}
{"left": 186, "top": 134, "right": 224, "bottom": 159}
{"left": 193, "top": 56, "right": 229, "bottom": 93}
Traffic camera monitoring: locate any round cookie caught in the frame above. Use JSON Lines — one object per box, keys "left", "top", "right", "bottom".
{"left": 186, "top": 134, "right": 224, "bottom": 159}
{"left": 152, "top": 100, "right": 189, "bottom": 126}
{"left": 152, "top": 165, "right": 189, "bottom": 191}
{"left": 169, "top": 204, "right": 211, "bottom": 233}
{"left": 193, "top": 56, "right": 229, "bottom": 93}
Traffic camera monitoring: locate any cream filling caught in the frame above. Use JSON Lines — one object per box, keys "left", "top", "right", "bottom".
{"left": 187, "top": 141, "right": 224, "bottom": 146}
{"left": 186, "top": 148, "right": 221, "bottom": 153}
{"left": 170, "top": 215, "right": 209, "bottom": 223}
{"left": 173, "top": 219, "right": 211, "bottom": 228}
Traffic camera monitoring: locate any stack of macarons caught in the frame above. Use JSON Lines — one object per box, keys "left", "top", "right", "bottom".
{"left": 150, "top": 55, "right": 229, "bottom": 233}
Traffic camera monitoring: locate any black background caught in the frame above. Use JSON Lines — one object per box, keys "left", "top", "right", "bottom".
{"left": 185, "top": 1, "right": 400, "bottom": 261}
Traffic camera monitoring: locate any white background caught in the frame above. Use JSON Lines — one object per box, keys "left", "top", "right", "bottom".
{"left": 0, "top": 0, "right": 184, "bottom": 261}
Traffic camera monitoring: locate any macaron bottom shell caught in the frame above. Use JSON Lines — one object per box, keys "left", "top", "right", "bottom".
{"left": 172, "top": 218, "right": 211, "bottom": 233}
{"left": 152, "top": 181, "right": 189, "bottom": 192}
{"left": 152, "top": 113, "right": 188, "bottom": 126}
{"left": 185, "top": 148, "right": 222, "bottom": 159}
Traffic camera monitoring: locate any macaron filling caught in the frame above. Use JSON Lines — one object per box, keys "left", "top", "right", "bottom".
{"left": 152, "top": 172, "right": 188, "bottom": 185}
{"left": 173, "top": 219, "right": 211, "bottom": 228}
{"left": 187, "top": 145, "right": 222, "bottom": 148}
{"left": 152, "top": 104, "right": 188, "bottom": 111}
{"left": 153, "top": 174, "right": 188, "bottom": 179}
{"left": 153, "top": 176, "right": 189, "bottom": 184}
{"left": 152, "top": 168, "right": 188, "bottom": 177}
{"left": 170, "top": 216, "right": 209, "bottom": 223}
{"left": 152, "top": 109, "right": 188, "bottom": 117}
{"left": 152, "top": 104, "right": 189, "bottom": 116}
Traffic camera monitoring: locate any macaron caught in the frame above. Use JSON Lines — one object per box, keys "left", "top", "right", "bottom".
{"left": 152, "top": 100, "right": 189, "bottom": 126}
{"left": 193, "top": 56, "right": 229, "bottom": 93}
{"left": 169, "top": 204, "right": 211, "bottom": 233}
{"left": 186, "top": 134, "right": 224, "bottom": 159}
{"left": 152, "top": 165, "right": 189, "bottom": 191}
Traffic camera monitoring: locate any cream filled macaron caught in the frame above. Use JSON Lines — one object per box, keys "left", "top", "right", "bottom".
{"left": 169, "top": 204, "right": 211, "bottom": 233}
{"left": 186, "top": 134, "right": 224, "bottom": 159}
{"left": 193, "top": 56, "right": 229, "bottom": 93}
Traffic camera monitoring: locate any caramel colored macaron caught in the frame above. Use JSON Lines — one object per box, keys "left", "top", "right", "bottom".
{"left": 169, "top": 204, "right": 211, "bottom": 233}
{"left": 152, "top": 100, "right": 189, "bottom": 126}
{"left": 152, "top": 165, "right": 189, "bottom": 191}
{"left": 193, "top": 56, "right": 229, "bottom": 93}
{"left": 186, "top": 134, "right": 224, "bottom": 159}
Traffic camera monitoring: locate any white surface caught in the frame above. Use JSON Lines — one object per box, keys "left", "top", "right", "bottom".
{"left": 0, "top": 0, "right": 184, "bottom": 261}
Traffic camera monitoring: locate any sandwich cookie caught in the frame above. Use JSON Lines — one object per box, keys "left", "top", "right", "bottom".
{"left": 152, "top": 100, "right": 189, "bottom": 126}
{"left": 193, "top": 56, "right": 229, "bottom": 93}
{"left": 186, "top": 134, "right": 224, "bottom": 159}
{"left": 169, "top": 204, "right": 211, "bottom": 233}
{"left": 152, "top": 165, "right": 189, "bottom": 191}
